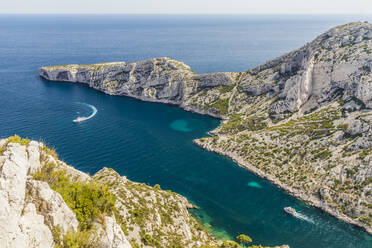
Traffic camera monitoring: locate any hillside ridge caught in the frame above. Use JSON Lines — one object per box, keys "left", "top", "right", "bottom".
{"left": 0, "top": 136, "right": 289, "bottom": 248}
{"left": 40, "top": 21, "right": 372, "bottom": 234}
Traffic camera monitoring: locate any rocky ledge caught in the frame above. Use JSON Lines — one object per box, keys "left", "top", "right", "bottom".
{"left": 40, "top": 22, "right": 372, "bottom": 234}
{"left": 0, "top": 136, "right": 288, "bottom": 248}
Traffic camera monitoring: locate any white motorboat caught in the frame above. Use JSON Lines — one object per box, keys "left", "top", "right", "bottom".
{"left": 284, "top": 207, "right": 297, "bottom": 216}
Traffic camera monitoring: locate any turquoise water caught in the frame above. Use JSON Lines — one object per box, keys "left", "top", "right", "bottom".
{"left": 247, "top": 181, "right": 263, "bottom": 189}
{"left": 170, "top": 119, "right": 193, "bottom": 132}
{"left": 0, "top": 15, "right": 371, "bottom": 247}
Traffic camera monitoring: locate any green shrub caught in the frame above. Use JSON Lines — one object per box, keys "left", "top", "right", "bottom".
{"left": 33, "top": 163, "right": 116, "bottom": 230}
{"left": 337, "top": 123, "right": 348, "bottom": 130}
{"left": 210, "top": 98, "right": 229, "bottom": 115}
{"left": 42, "top": 145, "right": 58, "bottom": 159}
{"left": 140, "top": 232, "right": 161, "bottom": 247}
{"left": 218, "top": 85, "right": 235, "bottom": 94}
{"left": 7, "top": 135, "right": 30, "bottom": 146}
{"left": 220, "top": 241, "right": 242, "bottom": 248}
{"left": 220, "top": 114, "right": 267, "bottom": 134}
{"left": 58, "top": 229, "right": 100, "bottom": 248}
{"left": 358, "top": 216, "right": 372, "bottom": 226}
{"left": 359, "top": 148, "right": 371, "bottom": 159}
{"left": 0, "top": 144, "right": 6, "bottom": 155}
{"left": 341, "top": 55, "right": 349, "bottom": 61}
{"left": 130, "top": 239, "right": 141, "bottom": 248}
{"left": 312, "top": 149, "right": 332, "bottom": 161}
{"left": 236, "top": 234, "right": 252, "bottom": 245}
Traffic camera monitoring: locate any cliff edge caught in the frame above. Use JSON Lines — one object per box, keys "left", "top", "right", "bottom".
{"left": 0, "top": 136, "right": 214, "bottom": 247}
{"left": 40, "top": 22, "right": 372, "bottom": 234}
{"left": 0, "top": 136, "right": 288, "bottom": 248}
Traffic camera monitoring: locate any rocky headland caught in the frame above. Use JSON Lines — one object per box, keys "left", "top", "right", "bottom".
{"left": 1, "top": 136, "right": 291, "bottom": 247}
{"left": 0, "top": 135, "right": 212, "bottom": 247}
{"left": 40, "top": 22, "right": 372, "bottom": 234}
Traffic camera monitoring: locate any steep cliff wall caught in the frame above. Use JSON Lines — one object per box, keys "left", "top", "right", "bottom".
{"left": 0, "top": 136, "right": 215, "bottom": 248}
{"left": 40, "top": 58, "right": 238, "bottom": 118}
{"left": 0, "top": 136, "right": 289, "bottom": 248}
{"left": 40, "top": 22, "right": 372, "bottom": 234}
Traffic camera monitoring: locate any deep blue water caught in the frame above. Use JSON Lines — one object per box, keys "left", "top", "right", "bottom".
{"left": 0, "top": 14, "right": 372, "bottom": 248}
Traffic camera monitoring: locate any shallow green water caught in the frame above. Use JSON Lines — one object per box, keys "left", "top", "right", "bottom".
{"left": 170, "top": 119, "right": 193, "bottom": 132}
{"left": 0, "top": 14, "right": 371, "bottom": 247}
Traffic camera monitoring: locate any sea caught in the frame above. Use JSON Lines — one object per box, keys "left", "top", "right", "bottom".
{"left": 0, "top": 14, "right": 371, "bottom": 248}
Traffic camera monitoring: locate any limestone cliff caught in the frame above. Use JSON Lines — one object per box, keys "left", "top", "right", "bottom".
{"left": 0, "top": 136, "right": 289, "bottom": 248}
{"left": 0, "top": 136, "right": 131, "bottom": 248}
{"left": 39, "top": 58, "right": 237, "bottom": 118}
{"left": 40, "top": 22, "right": 372, "bottom": 234}
{"left": 0, "top": 136, "right": 213, "bottom": 248}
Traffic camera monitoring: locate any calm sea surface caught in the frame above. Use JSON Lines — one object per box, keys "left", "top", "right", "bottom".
{"left": 0, "top": 14, "right": 371, "bottom": 248}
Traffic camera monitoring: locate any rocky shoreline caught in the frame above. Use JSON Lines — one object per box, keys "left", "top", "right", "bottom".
{"left": 193, "top": 138, "right": 372, "bottom": 235}
{"left": 0, "top": 136, "right": 215, "bottom": 247}
{"left": 1, "top": 135, "right": 292, "bottom": 247}
{"left": 39, "top": 22, "right": 372, "bottom": 237}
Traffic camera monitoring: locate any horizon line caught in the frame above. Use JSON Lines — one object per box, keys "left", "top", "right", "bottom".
{"left": 0, "top": 12, "right": 371, "bottom": 15}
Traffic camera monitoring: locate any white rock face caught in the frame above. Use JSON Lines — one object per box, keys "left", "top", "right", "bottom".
{"left": 0, "top": 142, "right": 54, "bottom": 248}
{"left": 27, "top": 141, "right": 42, "bottom": 174}
{"left": 0, "top": 140, "right": 133, "bottom": 248}
{"left": 96, "top": 216, "right": 132, "bottom": 248}
{"left": 26, "top": 180, "right": 79, "bottom": 233}
{"left": 19, "top": 203, "right": 54, "bottom": 248}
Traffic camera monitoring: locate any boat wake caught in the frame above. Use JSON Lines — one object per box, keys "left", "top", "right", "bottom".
{"left": 284, "top": 207, "right": 315, "bottom": 224}
{"left": 293, "top": 212, "right": 315, "bottom": 224}
{"left": 73, "top": 103, "right": 97, "bottom": 123}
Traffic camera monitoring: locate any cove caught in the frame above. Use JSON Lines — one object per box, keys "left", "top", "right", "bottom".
{"left": 0, "top": 15, "right": 371, "bottom": 248}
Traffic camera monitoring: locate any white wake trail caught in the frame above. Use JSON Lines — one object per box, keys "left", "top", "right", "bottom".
{"left": 73, "top": 103, "right": 97, "bottom": 122}
{"left": 292, "top": 211, "right": 315, "bottom": 224}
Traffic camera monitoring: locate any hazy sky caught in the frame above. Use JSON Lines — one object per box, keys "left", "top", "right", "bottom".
{"left": 1, "top": 0, "right": 372, "bottom": 14}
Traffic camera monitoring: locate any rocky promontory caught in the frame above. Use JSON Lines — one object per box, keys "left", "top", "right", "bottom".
{"left": 0, "top": 136, "right": 289, "bottom": 248}
{"left": 40, "top": 22, "right": 372, "bottom": 234}
{"left": 0, "top": 136, "right": 214, "bottom": 247}
{"left": 40, "top": 59, "right": 237, "bottom": 118}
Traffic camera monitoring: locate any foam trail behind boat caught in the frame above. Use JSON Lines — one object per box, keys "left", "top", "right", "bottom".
{"left": 293, "top": 212, "right": 315, "bottom": 224}
{"left": 73, "top": 102, "right": 97, "bottom": 122}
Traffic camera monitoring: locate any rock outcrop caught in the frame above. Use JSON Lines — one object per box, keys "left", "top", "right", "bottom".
{"left": 40, "top": 58, "right": 238, "bottom": 118}
{"left": 40, "top": 22, "right": 372, "bottom": 235}
{"left": 0, "top": 137, "right": 288, "bottom": 248}
{"left": 40, "top": 22, "right": 372, "bottom": 120}
{"left": 0, "top": 140, "right": 54, "bottom": 248}
{"left": 93, "top": 168, "right": 214, "bottom": 247}
{"left": 0, "top": 136, "right": 287, "bottom": 248}
{"left": 0, "top": 137, "right": 130, "bottom": 248}
{"left": 26, "top": 180, "right": 79, "bottom": 233}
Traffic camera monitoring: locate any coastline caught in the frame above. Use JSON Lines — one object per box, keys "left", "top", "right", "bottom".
{"left": 193, "top": 138, "right": 372, "bottom": 236}
{"left": 39, "top": 76, "right": 225, "bottom": 120}
{"left": 39, "top": 23, "right": 372, "bottom": 237}
{"left": 40, "top": 76, "right": 372, "bottom": 236}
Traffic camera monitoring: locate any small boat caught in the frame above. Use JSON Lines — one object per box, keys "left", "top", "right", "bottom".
{"left": 283, "top": 206, "right": 315, "bottom": 224}
{"left": 284, "top": 207, "right": 297, "bottom": 216}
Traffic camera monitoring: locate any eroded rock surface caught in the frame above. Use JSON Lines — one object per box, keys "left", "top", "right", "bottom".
{"left": 0, "top": 141, "right": 54, "bottom": 248}
{"left": 0, "top": 138, "right": 131, "bottom": 248}
{"left": 40, "top": 22, "right": 372, "bottom": 234}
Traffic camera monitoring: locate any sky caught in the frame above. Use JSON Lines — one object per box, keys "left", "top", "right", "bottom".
{"left": 1, "top": 0, "right": 372, "bottom": 14}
